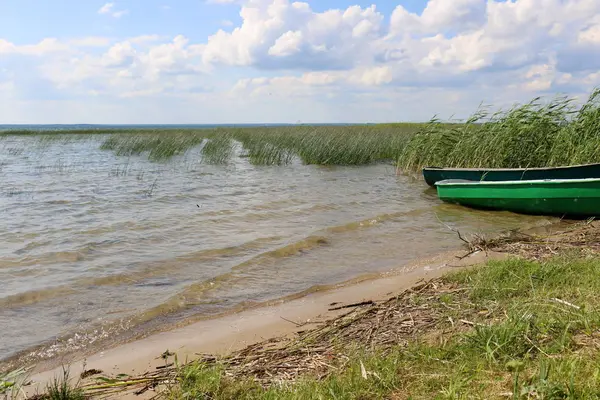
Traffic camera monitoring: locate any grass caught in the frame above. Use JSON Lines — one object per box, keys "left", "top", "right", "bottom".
{"left": 89, "top": 125, "right": 421, "bottom": 165}
{"left": 1, "top": 367, "right": 84, "bottom": 400}
{"left": 99, "top": 131, "right": 209, "bottom": 161}
{"left": 158, "top": 253, "right": 600, "bottom": 399}
{"left": 45, "top": 369, "right": 84, "bottom": 400}
{"left": 3, "top": 88, "right": 600, "bottom": 169}
{"left": 10, "top": 228, "right": 600, "bottom": 399}
{"left": 0, "top": 124, "right": 422, "bottom": 165}
{"left": 233, "top": 125, "right": 417, "bottom": 165}
{"left": 398, "top": 88, "right": 600, "bottom": 172}
{"left": 200, "top": 134, "right": 235, "bottom": 164}
{"left": 1, "top": 368, "right": 29, "bottom": 400}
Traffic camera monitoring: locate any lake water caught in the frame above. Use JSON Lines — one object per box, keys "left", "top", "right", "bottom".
{"left": 0, "top": 134, "right": 553, "bottom": 365}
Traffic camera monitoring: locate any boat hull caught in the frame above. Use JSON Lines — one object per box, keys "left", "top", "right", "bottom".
{"left": 436, "top": 178, "right": 600, "bottom": 217}
{"left": 423, "top": 163, "right": 600, "bottom": 186}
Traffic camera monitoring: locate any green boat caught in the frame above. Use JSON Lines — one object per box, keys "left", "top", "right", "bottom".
{"left": 436, "top": 178, "right": 600, "bottom": 217}
{"left": 423, "top": 163, "right": 600, "bottom": 186}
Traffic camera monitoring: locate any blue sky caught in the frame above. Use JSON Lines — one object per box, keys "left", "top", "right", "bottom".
{"left": 0, "top": 0, "right": 599, "bottom": 124}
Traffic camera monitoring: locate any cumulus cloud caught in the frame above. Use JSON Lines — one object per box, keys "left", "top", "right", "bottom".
{"left": 13, "top": 35, "right": 207, "bottom": 99}
{"left": 3, "top": 0, "right": 600, "bottom": 122}
{"left": 197, "top": 0, "right": 600, "bottom": 93}
{"left": 202, "top": 1, "right": 383, "bottom": 70}
{"left": 0, "top": 38, "right": 70, "bottom": 56}
{"left": 390, "top": 0, "right": 486, "bottom": 36}
{"left": 98, "top": 2, "right": 128, "bottom": 18}
{"left": 209, "top": 0, "right": 600, "bottom": 118}
{"left": 268, "top": 30, "right": 303, "bottom": 57}
{"left": 232, "top": 65, "right": 394, "bottom": 95}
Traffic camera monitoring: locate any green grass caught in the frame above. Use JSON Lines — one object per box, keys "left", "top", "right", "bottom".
{"left": 89, "top": 125, "right": 421, "bottom": 165}
{"left": 99, "top": 131, "right": 210, "bottom": 161}
{"left": 200, "top": 134, "right": 235, "bottom": 164}
{"left": 1, "top": 368, "right": 29, "bottom": 400}
{"left": 12, "top": 253, "right": 600, "bottom": 399}
{"left": 45, "top": 369, "right": 85, "bottom": 400}
{"left": 0, "top": 367, "right": 85, "bottom": 400}
{"left": 398, "top": 88, "right": 600, "bottom": 171}
{"left": 163, "top": 254, "right": 600, "bottom": 399}
{"left": 0, "top": 125, "right": 422, "bottom": 165}
{"left": 3, "top": 88, "right": 600, "bottom": 169}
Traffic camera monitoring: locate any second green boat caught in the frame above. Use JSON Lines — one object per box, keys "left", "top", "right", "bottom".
{"left": 423, "top": 163, "right": 600, "bottom": 186}
{"left": 436, "top": 178, "right": 600, "bottom": 217}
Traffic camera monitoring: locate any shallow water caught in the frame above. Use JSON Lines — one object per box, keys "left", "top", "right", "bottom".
{"left": 0, "top": 135, "right": 553, "bottom": 363}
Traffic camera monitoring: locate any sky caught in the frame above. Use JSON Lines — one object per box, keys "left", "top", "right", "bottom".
{"left": 0, "top": 0, "right": 599, "bottom": 124}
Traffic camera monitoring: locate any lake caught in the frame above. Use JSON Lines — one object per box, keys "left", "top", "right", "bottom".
{"left": 0, "top": 133, "right": 553, "bottom": 365}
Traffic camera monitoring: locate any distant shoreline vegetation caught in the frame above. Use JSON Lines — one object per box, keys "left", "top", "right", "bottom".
{"left": 3, "top": 88, "right": 600, "bottom": 168}
{"left": 0, "top": 123, "right": 428, "bottom": 165}
{"left": 0, "top": 122, "right": 420, "bottom": 132}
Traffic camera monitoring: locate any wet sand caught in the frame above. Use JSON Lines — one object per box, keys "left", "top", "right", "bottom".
{"left": 23, "top": 248, "right": 507, "bottom": 397}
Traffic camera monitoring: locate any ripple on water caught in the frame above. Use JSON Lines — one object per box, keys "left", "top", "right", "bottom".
{"left": 0, "top": 136, "right": 556, "bottom": 364}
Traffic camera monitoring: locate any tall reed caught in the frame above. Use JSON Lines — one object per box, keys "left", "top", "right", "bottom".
{"left": 233, "top": 125, "right": 416, "bottom": 166}
{"left": 100, "top": 132, "right": 208, "bottom": 161}
{"left": 398, "top": 89, "right": 600, "bottom": 171}
{"left": 200, "top": 134, "right": 234, "bottom": 164}
{"left": 7, "top": 89, "right": 600, "bottom": 170}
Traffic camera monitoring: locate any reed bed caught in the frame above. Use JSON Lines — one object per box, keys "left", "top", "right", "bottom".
{"left": 200, "top": 134, "right": 235, "bottom": 164}
{"left": 3, "top": 125, "right": 420, "bottom": 165}
{"left": 398, "top": 89, "right": 600, "bottom": 171}
{"left": 99, "top": 131, "right": 210, "bottom": 161}
{"left": 231, "top": 125, "right": 415, "bottom": 166}
{"left": 4, "top": 88, "right": 600, "bottom": 169}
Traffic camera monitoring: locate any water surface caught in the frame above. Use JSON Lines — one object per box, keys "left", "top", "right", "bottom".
{"left": 0, "top": 135, "right": 553, "bottom": 363}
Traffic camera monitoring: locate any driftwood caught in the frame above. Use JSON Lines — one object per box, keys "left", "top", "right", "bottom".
{"left": 328, "top": 300, "right": 375, "bottom": 311}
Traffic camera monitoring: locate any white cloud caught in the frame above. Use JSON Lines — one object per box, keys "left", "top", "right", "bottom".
{"left": 98, "top": 2, "right": 114, "bottom": 14}
{"left": 3, "top": 0, "right": 600, "bottom": 123}
{"left": 69, "top": 37, "right": 112, "bottom": 47}
{"left": 578, "top": 15, "right": 600, "bottom": 44}
{"left": 102, "top": 41, "right": 137, "bottom": 67}
{"left": 98, "top": 2, "right": 128, "bottom": 18}
{"left": 0, "top": 38, "right": 70, "bottom": 56}
{"left": 354, "top": 66, "right": 393, "bottom": 86}
{"left": 128, "top": 35, "right": 163, "bottom": 45}
{"left": 196, "top": 0, "right": 600, "bottom": 85}
{"left": 210, "top": 0, "right": 600, "bottom": 116}
{"left": 268, "top": 30, "right": 303, "bottom": 57}
{"left": 231, "top": 65, "right": 392, "bottom": 100}
{"left": 523, "top": 63, "right": 555, "bottom": 91}
{"left": 390, "top": 0, "right": 486, "bottom": 36}
{"left": 202, "top": 2, "right": 383, "bottom": 69}
{"left": 35, "top": 35, "right": 207, "bottom": 99}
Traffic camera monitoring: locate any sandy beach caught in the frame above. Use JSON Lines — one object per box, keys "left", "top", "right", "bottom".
{"left": 20, "top": 246, "right": 506, "bottom": 398}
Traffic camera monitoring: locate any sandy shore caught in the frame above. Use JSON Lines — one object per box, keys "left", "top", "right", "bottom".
{"left": 21, "top": 246, "right": 507, "bottom": 397}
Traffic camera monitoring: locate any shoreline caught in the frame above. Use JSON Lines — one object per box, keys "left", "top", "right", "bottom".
{"left": 2, "top": 217, "right": 563, "bottom": 376}
{"left": 21, "top": 246, "right": 505, "bottom": 396}
{"left": 13, "top": 218, "right": 579, "bottom": 399}
{"left": 0, "top": 245, "right": 457, "bottom": 374}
